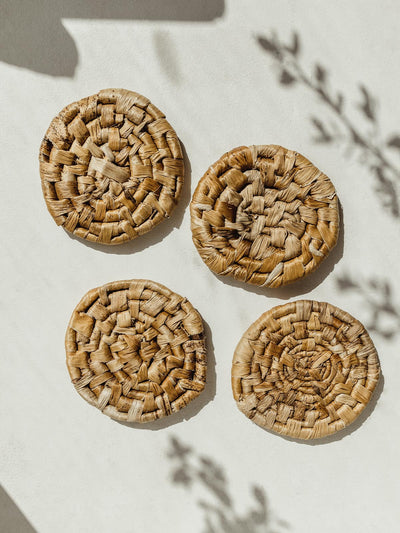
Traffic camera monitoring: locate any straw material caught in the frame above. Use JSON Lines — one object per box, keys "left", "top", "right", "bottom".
{"left": 232, "top": 300, "right": 380, "bottom": 439}
{"left": 66, "top": 280, "right": 206, "bottom": 422}
{"left": 40, "top": 89, "right": 184, "bottom": 244}
{"left": 190, "top": 145, "right": 339, "bottom": 287}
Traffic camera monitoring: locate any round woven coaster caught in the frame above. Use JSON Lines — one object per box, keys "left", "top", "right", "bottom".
{"left": 232, "top": 300, "right": 380, "bottom": 439}
{"left": 190, "top": 145, "right": 339, "bottom": 287}
{"left": 66, "top": 280, "right": 206, "bottom": 422}
{"left": 40, "top": 89, "right": 184, "bottom": 245}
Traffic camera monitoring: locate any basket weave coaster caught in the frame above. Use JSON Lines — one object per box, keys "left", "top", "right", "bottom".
{"left": 40, "top": 89, "right": 184, "bottom": 245}
{"left": 232, "top": 300, "right": 380, "bottom": 439}
{"left": 191, "top": 145, "right": 339, "bottom": 287}
{"left": 66, "top": 280, "right": 206, "bottom": 422}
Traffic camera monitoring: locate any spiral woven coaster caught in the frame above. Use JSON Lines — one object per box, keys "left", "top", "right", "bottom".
{"left": 66, "top": 280, "right": 206, "bottom": 422}
{"left": 191, "top": 145, "right": 339, "bottom": 287}
{"left": 40, "top": 89, "right": 184, "bottom": 245}
{"left": 232, "top": 300, "right": 380, "bottom": 439}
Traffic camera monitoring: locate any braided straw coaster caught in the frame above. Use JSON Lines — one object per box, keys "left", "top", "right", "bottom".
{"left": 191, "top": 145, "right": 339, "bottom": 287}
{"left": 40, "top": 89, "right": 184, "bottom": 244}
{"left": 66, "top": 280, "right": 206, "bottom": 422}
{"left": 232, "top": 300, "right": 380, "bottom": 439}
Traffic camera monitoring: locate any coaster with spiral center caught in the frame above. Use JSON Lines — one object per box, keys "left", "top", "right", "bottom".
{"left": 191, "top": 145, "right": 339, "bottom": 287}
{"left": 66, "top": 280, "right": 206, "bottom": 422}
{"left": 232, "top": 300, "right": 380, "bottom": 439}
{"left": 40, "top": 88, "right": 184, "bottom": 244}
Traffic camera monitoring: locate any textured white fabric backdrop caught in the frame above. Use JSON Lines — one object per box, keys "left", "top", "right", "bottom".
{"left": 1, "top": 1, "right": 400, "bottom": 532}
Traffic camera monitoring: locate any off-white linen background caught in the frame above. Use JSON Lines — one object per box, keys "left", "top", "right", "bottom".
{"left": 1, "top": 1, "right": 400, "bottom": 532}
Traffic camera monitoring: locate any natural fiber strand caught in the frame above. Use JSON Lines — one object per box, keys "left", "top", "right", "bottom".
{"left": 40, "top": 89, "right": 184, "bottom": 244}
{"left": 66, "top": 280, "right": 206, "bottom": 421}
{"left": 190, "top": 145, "right": 339, "bottom": 287}
{"left": 232, "top": 300, "right": 380, "bottom": 439}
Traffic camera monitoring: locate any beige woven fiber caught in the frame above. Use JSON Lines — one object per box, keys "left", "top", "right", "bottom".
{"left": 40, "top": 89, "right": 184, "bottom": 244}
{"left": 190, "top": 145, "right": 339, "bottom": 287}
{"left": 66, "top": 280, "right": 206, "bottom": 422}
{"left": 232, "top": 300, "right": 380, "bottom": 439}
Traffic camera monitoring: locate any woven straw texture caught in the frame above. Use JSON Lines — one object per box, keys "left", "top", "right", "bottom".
{"left": 232, "top": 300, "right": 380, "bottom": 439}
{"left": 66, "top": 280, "right": 206, "bottom": 422}
{"left": 190, "top": 145, "right": 339, "bottom": 287}
{"left": 40, "top": 89, "right": 184, "bottom": 245}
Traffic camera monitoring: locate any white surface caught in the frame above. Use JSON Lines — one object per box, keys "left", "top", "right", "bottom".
{"left": 1, "top": 1, "right": 400, "bottom": 532}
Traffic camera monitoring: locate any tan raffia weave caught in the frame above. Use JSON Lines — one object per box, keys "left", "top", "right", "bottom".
{"left": 40, "top": 89, "right": 184, "bottom": 245}
{"left": 232, "top": 300, "right": 380, "bottom": 439}
{"left": 66, "top": 280, "right": 206, "bottom": 422}
{"left": 190, "top": 145, "right": 339, "bottom": 287}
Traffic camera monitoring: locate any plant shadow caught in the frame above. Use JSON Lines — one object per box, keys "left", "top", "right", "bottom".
{"left": 335, "top": 272, "right": 400, "bottom": 340}
{"left": 257, "top": 30, "right": 400, "bottom": 219}
{"left": 64, "top": 139, "right": 192, "bottom": 255}
{"left": 116, "top": 318, "right": 216, "bottom": 431}
{"left": 167, "top": 435, "right": 290, "bottom": 532}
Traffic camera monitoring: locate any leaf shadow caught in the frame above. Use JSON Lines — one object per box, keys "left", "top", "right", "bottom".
{"left": 63, "top": 139, "right": 192, "bottom": 255}
{"left": 335, "top": 272, "right": 400, "bottom": 340}
{"left": 167, "top": 435, "right": 290, "bottom": 532}
{"left": 256, "top": 30, "right": 400, "bottom": 219}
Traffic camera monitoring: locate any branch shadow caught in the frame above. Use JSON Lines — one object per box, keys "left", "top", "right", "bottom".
{"left": 116, "top": 317, "right": 216, "bottom": 431}
{"left": 255, "top": 371, "right": 384, "bottom": 446}
{"left": 0, "top": 0, "right": 225, "bottom": 77}
{"left": 335, "top": 272, "right": 400, "bottom": 340}
{"left": 64, "top": 139, "right": 192, "bottom": 255}
{"left": 166, "top": 435, "right": 290, "bottom": 532}
{"left": 208, "top": 200, "right": 344, "bottom": 300}
{"left": 257, "top": 30, "right": 400, "bottom": 219}
{"left": 0, "top": 485, "right": 37, "bottom": 533}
